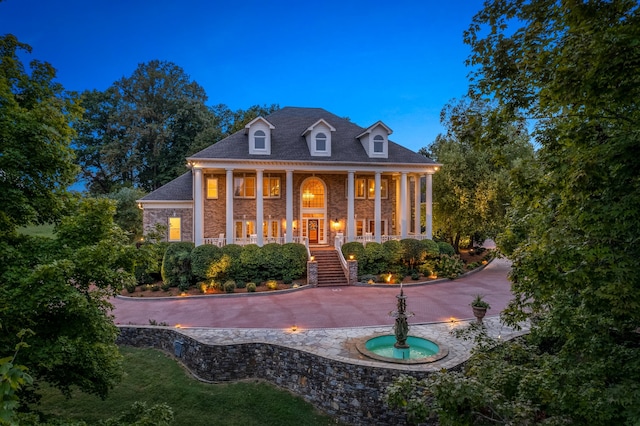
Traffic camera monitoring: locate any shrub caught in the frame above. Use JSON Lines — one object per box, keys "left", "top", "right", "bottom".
{"left": 341, "top": 242, "right": 365, "bottom": 262}
{"left": 265, "top": 279, "right": 278, "bottom": 290}
{"left": 235, "top": 280, "right": 246, "bottom": 289}
{"left": 246, "top": 282, "right": 256, "bottom": 292}
{"left": 161, "top": 242, "right": 194, "bottom": 289}
{"left": 223, "top": 280, "right": 236, "bottom": 293}
{"left": 125, "top": 281, "right": 137, "bottom": 293}
{"left": 411, "top": 271, "right": 420, "bottom": 280}
{"left": 420, "top": 239, "right": 440, "bottom": 259}
{"left": 418, "top": 261, "right": 436, "bottom": 277}
{"left": 262, "top": 243, "right": 286, "bottom": 280}
{"left": 359, "top": 274, "right": 377, "bottom": 284}
{"left": 133, "top": 240, "right": 168, "bottom": 285}
{"left": 280, "top": 243, "right": 308, "bottom": 280}
{"left": 206, "top": 254, "right": 232, "bottom": 282}
{"left": 383, "top": 240, "right": 403, "bottom": 273}
{"left": 363, "top": 242, "right": 387, "bottom": 275}
{"left": 191, "top": 244, "right": 222, "bottom": 282}
{"left": 239, "top": 244, "right": 263, "bottom": 282}
{"left": 400, "top": 238, "right": 425, "bottom": 270}
{"left": 436, "top": 254, "right": 465, "bottom": 279}
{"left": 437, "top": 241, "right": 456, "bottom": 256}
{"left": 221, "top": 244, "right": 243, "bottom": 281}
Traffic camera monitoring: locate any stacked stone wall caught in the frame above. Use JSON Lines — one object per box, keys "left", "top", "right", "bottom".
{"left": 117, "top": 326, "right": 438, "bottom": 426}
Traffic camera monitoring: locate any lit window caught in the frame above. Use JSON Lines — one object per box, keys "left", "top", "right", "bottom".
{"left": 263, "top": 176, "right": 281, "bottom": 198}
{"left": 302, "top": 178, "right": 325, "bottom": 208}
{"left": 373, "top": 135, "right": 384, "bottom": 153}
{"left": 207, "top": 177, "right": 218, "bottom": 199}
{"left": 316, "top": 132, "right": 327, "bottom": 151}
{"left": 367, "top": 178, "right": 388, "bottom": 199}
{"left": 234, "top": 175, "right": 255, "bottom": 198}
{"left": 355, "top": 178, "right": 366, "bottom": 199}
{"left": 168, "top": 217, "right": 181, "bottom": 241}
{"left": 254, "top": 130, "right": 266, "bottom": 150}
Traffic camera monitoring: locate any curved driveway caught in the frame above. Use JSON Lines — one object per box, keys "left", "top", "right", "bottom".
{"left": 112, "top": 257, "right": 513, "bottom": 329}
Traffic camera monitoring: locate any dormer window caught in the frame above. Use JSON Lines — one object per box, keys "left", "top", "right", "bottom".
{"left": 356, "top": 121, "right": 392, "bottom": 159}
{"left": 373, "top": 135, "right": 384, "bottom": 153}
{"left": 245, "top": 117, "right": 275, "bottom": 155}
{"left": 254, "top": 130, "right": 266, "bottom": 150}
{"left": 302, "top": 119, "right": 336, "bottom": 157}
{"left": 316, "top": 133, "right": 327, "bottom": 151}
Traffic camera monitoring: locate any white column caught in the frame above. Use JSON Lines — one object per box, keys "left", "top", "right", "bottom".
{"left": 347, "top": 171, "right": 355, "bottom": 242}
{"left": 374, "top": 172, "right": 381, "bottom": 243}
{"left": 193, "top": 167, "right": 204, "bottom": 246}
{"left": 256, "top": 169, "right": 264, "bottom": 246}
{"left": 400, "top": 172, "right": 408, "bottom": 238}
{"left": 426, "top": 172, "right": 433, "bottom": 239}
{"left": 226, "top": 169, "right": 234, "bottom": 245}
{"left": 286, "top": 170, "right": 293, "bottom": 243}
{"left": 414, "top": 174, "right": 420, "bottom": 236}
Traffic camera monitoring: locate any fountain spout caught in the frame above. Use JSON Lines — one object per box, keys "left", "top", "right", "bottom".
{"left": 389, "top": 283, "right": 414, "bottom": 356}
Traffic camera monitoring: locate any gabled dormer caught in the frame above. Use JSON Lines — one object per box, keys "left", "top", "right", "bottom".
{"left": 245, "top": 117, "right": 275, "bottom": 155}
{"left": 356, "top": 121, "right": 392, "bottom": 159}
{"left": 302, "top": 119, "right": 336, "bottom": 157}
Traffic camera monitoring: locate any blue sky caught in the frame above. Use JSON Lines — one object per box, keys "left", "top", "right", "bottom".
{"left": 1, "top": 0, "right": 484, "bottom": 153}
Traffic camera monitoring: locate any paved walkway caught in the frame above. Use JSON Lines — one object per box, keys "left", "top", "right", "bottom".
{"left": 113, "top": 255, "right": 526, "bottom": 370}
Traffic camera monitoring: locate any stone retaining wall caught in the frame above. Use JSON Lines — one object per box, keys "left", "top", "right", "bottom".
{"left": 117, "top": 326, "right": 438, "bottom": 425}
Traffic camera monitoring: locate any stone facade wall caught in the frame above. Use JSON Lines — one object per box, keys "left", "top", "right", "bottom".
{"left": 117, "top": 326, "right": 437, "bottom": 426}
{"left": 143, "top": 208, "right": 193, "bottom": 242}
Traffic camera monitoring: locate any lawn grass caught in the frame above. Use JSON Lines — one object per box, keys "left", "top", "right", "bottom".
{"left": 17, "top": 223, "right": 56, "bottom": 238}
{"left": 32, "top": 346, "right": 338, "bottom": 426}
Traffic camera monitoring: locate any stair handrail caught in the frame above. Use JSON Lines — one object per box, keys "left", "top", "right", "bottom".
{"left": 334, "top": 234, "right": 348, "bottom": 272}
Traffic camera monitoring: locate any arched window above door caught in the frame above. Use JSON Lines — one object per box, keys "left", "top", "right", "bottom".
{"left": 302, "top": 177, "right": 325, "bottom": 208}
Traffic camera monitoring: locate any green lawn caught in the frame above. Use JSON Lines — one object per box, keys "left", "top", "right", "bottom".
{"left": 32, "top": 346, "right": 338, "bottom": 426}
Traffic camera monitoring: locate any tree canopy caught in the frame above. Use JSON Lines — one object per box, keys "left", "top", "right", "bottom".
{"left": 0, "top": 35, "right": 138, "bottom": 419}
{"left": 388, "top": 1, "right": 640, "bottom": 423}
{"left": 422, "top": 98, "right": 534, "bottom": 251}
{"left": 74, "top": 60, "right": 217, "bottom": 193}
{"left": 0, "top": 34, "right": 81, "bottom": 233}
{"left": 74, "top": 60, "right": 279, "bottom": 194}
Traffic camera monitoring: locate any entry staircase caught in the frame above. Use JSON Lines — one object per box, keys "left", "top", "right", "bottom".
{"left": 310, "top": 248, "right": 349, "bottom": 287}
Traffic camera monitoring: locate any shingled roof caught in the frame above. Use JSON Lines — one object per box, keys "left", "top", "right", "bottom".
{"left": 141, "top": 107, "right": 436, "bottom": 202}
{"left": 139, "top": 171, "right": 192, "bottom": 201}
{"left": 189, "top": 106, "right": 436, "bottom": 165}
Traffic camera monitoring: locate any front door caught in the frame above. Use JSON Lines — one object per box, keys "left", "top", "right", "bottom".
{"left": 308, "top": 219, "right": 319, "bottom": 244}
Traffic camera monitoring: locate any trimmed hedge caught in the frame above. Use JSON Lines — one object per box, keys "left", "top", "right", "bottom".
{"left": 341, "top": 242, "right": 365, "bottom": 262}
{"left": 190, "top": 244, "right": 222, "bottom": 282}
{"left": 160, "top": 242, "right": 308, "bottom": 289}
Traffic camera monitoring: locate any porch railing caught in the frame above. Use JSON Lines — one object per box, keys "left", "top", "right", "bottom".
{"left": 203, "top": 236, "right": 307, "bottom": 247}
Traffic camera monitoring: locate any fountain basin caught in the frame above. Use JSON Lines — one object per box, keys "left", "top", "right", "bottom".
{"left": 356, "top": 334, "right": 448, "bottom": 364}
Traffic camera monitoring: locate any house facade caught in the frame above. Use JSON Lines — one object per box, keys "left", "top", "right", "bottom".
{"left": 138, "top": 107, "right": 440, "bottom": 248}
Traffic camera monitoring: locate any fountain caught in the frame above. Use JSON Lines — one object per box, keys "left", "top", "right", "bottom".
{"left": 356, "top": 284, "right": 448, "bottom": 364}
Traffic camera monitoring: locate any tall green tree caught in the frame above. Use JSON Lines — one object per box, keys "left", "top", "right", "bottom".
{"left": 75, "top": 60, "right": 218, "bottom": 193}
{"left": 422, "top": 99, "right": 534, "bottom": 251}
{"left": 387, "top": 1, "right": 640, "bottom": 424}
{"left": 0, "top": 36, "right": 136, "bottom": 416}
{"left": 0, "top": 34, "right": 81, "bottom": 233}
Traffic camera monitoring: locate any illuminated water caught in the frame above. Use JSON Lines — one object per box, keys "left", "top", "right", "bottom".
{"left": 365, "top": 335, "right": 439, "bottom": 359}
